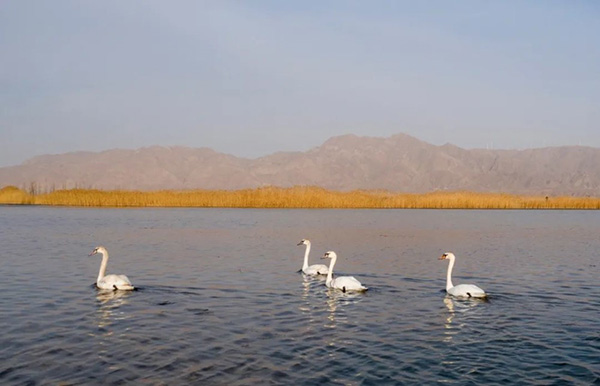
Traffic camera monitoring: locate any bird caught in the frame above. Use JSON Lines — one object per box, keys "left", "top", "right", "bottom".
{"left": 89, "top": 246, "right": 135, "bottom": 291}
{"left": 297, "top": 239, "right": 329, "bottom": 275}
{"left": 439, "top": 252, "right": 486, "bottom": 298}
{"left": 322, "top": 251, "right": 367, "bottom": 292}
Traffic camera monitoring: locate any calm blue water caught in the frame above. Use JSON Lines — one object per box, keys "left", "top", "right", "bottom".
{"left": 1, "top": 207, "right": 599, "bottom": 385}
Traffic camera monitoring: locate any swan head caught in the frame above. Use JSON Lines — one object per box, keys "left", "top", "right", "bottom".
{"left": 322, "top": 251, "right": 337, "bottom": 259}
{"left": 89, "top": 246, "right": 107, "bottom": 256}
{"left": 297, "top": 239, "right": 311, "bottom": 246}
{"left": 439, "top": 252, "right": 455, "bottom": 260}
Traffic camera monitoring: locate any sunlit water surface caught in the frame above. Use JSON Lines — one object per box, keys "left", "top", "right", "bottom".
{"left": 1, "top": 207, "right": 599, "bottom": 385}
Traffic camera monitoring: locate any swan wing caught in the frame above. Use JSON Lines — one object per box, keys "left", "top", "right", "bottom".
{"left": 448, "top": 284, "right": 486, "bottom": 298}
{"left": 98, "top": 274, "right": 135, "bottom": 291}
{"left": 331, "top": 276, "right": 367, "bottom": 292}
{"left": 303, "top": 264, "right": 329, "bottom": 275}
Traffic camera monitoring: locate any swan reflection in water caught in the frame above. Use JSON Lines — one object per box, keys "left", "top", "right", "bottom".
{"left": 95, "top": 289, "right": 133, "bottom": 330}
{"left": 298, "top": 274, "right": 326, "bottom": 312}
{"left": 296, "top": 274, "right": 365, "bottom": 351}
{"left": 323, "top": 290, "right": 365, "bottom": 360}
{"left": 92, "top": 289, "right": 134, "bottom": 368}
{"left": 325, "top": 290, "right": 364, "bottom": 329}
{"left": 442, "top": 295, "right": 487, "bottom": 343}
{"left": 296, "top": 275, "right": 329, "bottom": 338}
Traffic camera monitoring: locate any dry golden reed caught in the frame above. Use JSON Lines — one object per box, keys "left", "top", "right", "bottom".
{"left": 0, "top": 186, "right": 34, "bottom": 205}
{"left": 1, "top": 185, "right": 599, "bottom": 209}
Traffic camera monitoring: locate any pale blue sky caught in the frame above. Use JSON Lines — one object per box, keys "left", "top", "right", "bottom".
{"left": 1, "top": 1, "right": 599, "bottom": 167}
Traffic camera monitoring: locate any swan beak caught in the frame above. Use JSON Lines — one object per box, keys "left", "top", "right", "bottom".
{"left": 438, "top": 254, "right": 446, "bottom": 260}
{"left": 89, "top": 250, "right": 97, "bottom": 256}
{"left": 297, "top": 242, "right": 303, "bottom": 246}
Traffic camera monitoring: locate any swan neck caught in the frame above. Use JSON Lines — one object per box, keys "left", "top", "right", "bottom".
{"left": 326, "top": 255, "right": 337, "bottom": 287}
{"left": 302, "top": 244, "right": 310, "bottom": 270}
{"left": 446, "top": 255, "right": 455, "bottom": 291}
{"left": 98, "top": 251, "right": 109, "bottom": 283}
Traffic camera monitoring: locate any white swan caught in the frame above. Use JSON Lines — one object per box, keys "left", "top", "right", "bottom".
{"left": 89, "top": 246, "right": 135, "bottom": 291}
{"left": 322, "top": 251, "right": 367, "bottom": 292}
{"left": 297, "top": 239, "right": 329, "bottom": 275}
{"left": 439, "top": 252, "right": 486, "bottom": 298}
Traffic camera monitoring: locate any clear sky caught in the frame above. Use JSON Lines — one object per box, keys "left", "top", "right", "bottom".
{"left": 1, "top": 1, "right": 599, "bottom": 167}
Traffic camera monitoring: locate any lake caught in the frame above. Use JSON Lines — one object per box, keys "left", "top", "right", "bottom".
{"left": 1, "top": 207, "right": 599, "bottom": 385}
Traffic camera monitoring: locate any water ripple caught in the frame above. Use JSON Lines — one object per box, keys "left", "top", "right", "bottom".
{"left": 1, "top": 208, "right": 600, "bottom": 384}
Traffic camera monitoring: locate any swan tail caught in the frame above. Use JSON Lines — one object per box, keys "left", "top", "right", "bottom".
{"left": 449, "top": 284, "right": 485, "bottom": 298}
{"left": 106, "top": 283, "right": 134, "bottom": 291}
{"left": 97, "top": 279, "right": 135, "bottom": 291}
{"left": 450, "top": 291, "right": 486, "bottom": 299}
{"left": 469, "top": 292, "right": 487, "bottom": 299}
{"left": 332, "top": 277, "right": 367, "bottom": 292}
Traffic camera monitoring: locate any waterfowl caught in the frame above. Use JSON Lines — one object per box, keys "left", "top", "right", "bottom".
{"left": 89, "top": 246, "right": 135, "bottom": 291}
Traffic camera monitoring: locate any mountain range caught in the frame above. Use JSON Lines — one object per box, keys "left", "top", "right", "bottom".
{"left": 1, "top": 133, "right": 599, "bottom": 196}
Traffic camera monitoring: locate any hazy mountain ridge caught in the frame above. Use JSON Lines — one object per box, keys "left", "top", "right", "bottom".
{"left": 1, "top": 133, "right": 599, "bottom": 196}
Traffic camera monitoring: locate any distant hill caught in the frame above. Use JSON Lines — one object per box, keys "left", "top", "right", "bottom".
{"left": 1, "top": 133, "right": 599, "bottom": 196}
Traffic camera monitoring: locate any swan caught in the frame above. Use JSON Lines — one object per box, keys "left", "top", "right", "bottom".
{"left": 439, "top": 252, "right": 486, "bottom": 298}
{"left": 297, "top": 239, "right": 329, "bottom": 275}
{"left": 322, "top": 251, "right": 367, "bottom": 292}
{"left": 89, "top": 246, "right": 135, "bottom": 291}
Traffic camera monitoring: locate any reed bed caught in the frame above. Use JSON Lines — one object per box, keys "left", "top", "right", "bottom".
{"left": 0, "top": 186, "right": 34, "bottom": 205}
{"left": 1, "top": 185, "right": 599, "bottom": 209}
